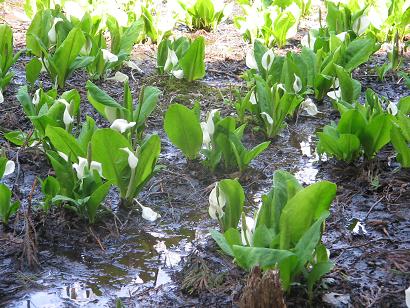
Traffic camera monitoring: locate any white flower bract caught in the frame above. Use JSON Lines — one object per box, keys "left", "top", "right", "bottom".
{"left": 208, "top": 183, "right": 226, "bottom": 220}
{"left": 121, "top": 147, "right": 139, "bottom": 170}
{"left": 110, "top": 119, "right": 136, "bottom": 133}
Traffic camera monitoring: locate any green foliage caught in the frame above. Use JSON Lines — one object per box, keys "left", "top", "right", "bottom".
{"left": 210, "top": 171, "right": 337, "bottom": 293}
{"left": 157, "top": 36, "right": 206, "bottom": 81}
{"left": 234, "top": 1, "right": 301, "bottom": 48}
{"left": 164, "top": 103, "right": 203, "bottom": 160}
{"left": 91, "top": 129, "right": 161, "bottom": 204}
{"left": 179, "top": 0, "right": 231, "bottom": 31}
{"left": 391, "top": 97, "right": 410, "bottom": 167}
{"left": 0, "top": 24, "right": 23, "bottom": 93}
{"left": 86, "top": 80, "right": 161, "bottom": 141}
{"left": 16, "top": 86, "right": 80, "bottom": 143}
{"left": 317, "top": 89, "right": 396, "bottom": 162}
{"left": 164, "top": 104, "right": 269, "bottom": 172}
{"left": 0, "top": 184, "right": 20, "bottom": 225}
{"left": 239, "top": 74, "right": 303, "bottom": 138}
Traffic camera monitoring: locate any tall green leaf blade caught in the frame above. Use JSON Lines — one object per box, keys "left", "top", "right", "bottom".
{"left": 179, "top": 36, "right": 206, "bottom": 81}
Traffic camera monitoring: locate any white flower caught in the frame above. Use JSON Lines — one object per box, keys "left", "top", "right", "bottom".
{"left": 72, "top": 157, "right": 88, "bottom": 180}
{"left": 107, "top": 71, "right": 129, "bottom": 83}
{"left": 336, "top": 31, "right": 348, "bottom": 41}
{"left": 32, "top": 89, "right": 40, "bottom": 105}
{"left": 110, "top": 119, "right": 136, "bottom": 133}
{"left": 261, "top": 49, "right": 274, "bottom": 71}
{"left": 301, "top": 33, "right": 316, "bottom": 49}
{"left": 72, "top": 157, "right": 102, "bottom": 180}
{"left": 63, "top": 107, "right": 73, "bottom": 128}
{"left": 64, "top": 1, "right": 85, "bottom": 20}
{"left": 3, "top": 160, "right": 15, "bottom": 177}
{"left": 138, "top": 203, "right": 161, "bottom": 222}
{"left": 58, "top": 151, "right": 69, "bottom": 162}
{"left": 125, "top": 61, "right": 143, "bottom": 74}
{"left": 249, "top": 92, "right": 257, "bottom": 105}
{"left": 327, "top": 88, "right": 341, "bottom": 100}
{"left": 164, "top": 49, "right": 179, "bottom": 72}
{"left": 201, "top": 122, "right": 211, "bottom": 148}
{"left": 241, "top": 216, "right": 255, "bottom": 246}
{"left": 208, "top": 183, "right": 226, "bottom": 220}
{"left": 277, "top": 83, "right": 286, "bottom": 92}
{"left": 260, "top": 112, "right": 274, "bottom": 125}
{"left": 293, "top": 74, "right": 302, "bottom": 93}
{"left": 101, "top": 49, "right": 118, "bottom": 63}
{"left": 245, "top": 50, "right": 258, "bottom": 70}
{"left": 0, "top": 90, "right": 3, "bottom": 104}
{"left": 48, "top": 18, "right": 63, "bottom": 44}
{"left": 172, "top": 69, "right": 184, "bottom": 79}
{"left": 121, "top": 147, "right": 138, "bottom": 169}
{"left": 406, "top": 287, "right": 410, "bottom": 308}
{"left": 387, "top": 102, "right": 398, "bottom": 116}
{"left": 301, "top": 98, "right": 319, "bottom": 116}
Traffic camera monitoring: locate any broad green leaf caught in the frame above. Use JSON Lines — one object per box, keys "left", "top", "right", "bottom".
{"left": 361, "top": 113, "right": 392, "bottom": 158}
{"left": 164, "top": 103, "right": 202, "bottom": 160}
{"left": 91, "top": 128, "right": 129, "bottom": 190}
{"left": 45, "top": 126, "right": 85, "bottom": 158}
{"left": 219, "top": 179, "right": 245, "bottom": 231}
{"left": 232, "top": 245, "right": 295, "bottom": 270}
{"left": 26, "top": 57, "right": 42, "bottom": 84}
{"left": 257, "top": 170, "right": 302, "bottom": 232}
{"left": 279, "top": 181, "right": 336, "bottom": 249}
{"left": 87, "top": 180, "right": 112, "bottom": 223}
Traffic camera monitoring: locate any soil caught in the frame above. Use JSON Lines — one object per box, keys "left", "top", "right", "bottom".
{"left": 0, "top": 1, "right": 409, "bottom": 308}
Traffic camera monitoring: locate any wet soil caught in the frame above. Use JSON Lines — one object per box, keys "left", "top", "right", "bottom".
{"left": 1, "top": 1, "right": 410, "bottom": 307}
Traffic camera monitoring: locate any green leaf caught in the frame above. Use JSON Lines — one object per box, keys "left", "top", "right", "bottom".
{"left": 87, "top": 180, "right": 111, "bottom": 223}
{"left": 45, "top": 126, "right": 85, "bottom": 158}
{"left": 361, "top": 114, "right": 392, "bottom": 158}
{"left": 132, "top": 134, "right": 161, "bottom": 197}
{"left": 391, "top": 125, "right": 410, "bottom": 168}
{"left": 219, "top": 179, "right": 245, "bottom": 231}
{"left": 164, "top": 103, "right": 202, "bottom": 160}
{"left": 86, "top": 80, "right": 124, "bottom": 122}
{"left": 26, "top": 57, "right": 43, "bottom": 84}
{"left": 307, "top": 261, "right": 333, "bottom": 294}
{"left": 179, "top": 36, "right": 206, "bottom": 81}
{"left": 279, "top": 181, "right": 336, "bottom": 249}
{"left": 91, "top": 128, "right": 129, "bottom": 191}
{"left": 335, "top": 65, "right": 361, "bottom": 103}
{"left": 257, "top": 170, "right": 302, "bottom": 232}
{"left": 232, "top": 245, "right": 295, "bottom": 271}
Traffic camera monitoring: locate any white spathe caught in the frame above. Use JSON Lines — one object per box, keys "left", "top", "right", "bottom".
{"left": 63, "top": 107, "right": 74, "bottom": 128}
{"left": 101, "top": 49, "right": 118, "bottom": 63}
{"left": 110, "top": 119, "right": 136, "bottom": 133}
{"left": 301, "top": 98, "right": 319, "bottom": 116}
{"left": 208, "top": 183, "right": 226, "bottom": 220}
{"left": 0, "top": 91, "right": 3, "bottom": 104}
{"left": 164, "top": 49, "right": 179, "bottom": 72}
{"left": 138, "top": 203, "right": 161, "bottom": 222}
{"left": 121, "top": 147, "right": 139, "bottom": 170}
{"left": 387, "top": 102, "right": 398, "bottom": 116}
{"left": 107, "top": 72, "right": 129, "bottom": 83}
{"left": 3, "top": 160, "right": 15, "bottom": 177}
{"left": 172, "top": 69, "right": 184, "bottom": 79}
{"left": 245, "top": 50, "right": 258, "bottom": 70}
{"left": 261, "top": 112, "right": 274, "bottom": 125}
{"left": 72, "top": 157, "right": 102, "bottom": 180}
{"left": 241, "top": 216, "right": 255, "bottom": 246}
{"left": 250, "top": 92, "right": 257, "bottom": 105}
{"left": 261, "top": 49, "right": 274, "bottom": 71}
{"left": 293, "top": 74, "right": 302, "bottom": 93}
{"left": 352, "top": 15, "right": 370, "bottom": 36}
{"left": 32, "top": 89, "right": 40, "bottom": 105}
{"left": 48, "top": 17, "right": 63, "bottom": 44}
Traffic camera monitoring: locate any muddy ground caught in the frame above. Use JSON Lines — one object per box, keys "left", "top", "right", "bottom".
{"left": 0, "top": 1, "right": 410, "bottom": 307}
